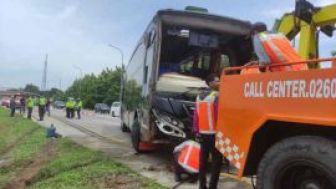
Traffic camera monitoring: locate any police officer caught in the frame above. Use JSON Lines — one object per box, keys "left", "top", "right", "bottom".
{"left": 69, "top": 98, "right": 75, "bottom": 118}
{"left": 65, "top": 98, "right": 70, "bottom": 118}
{"left": 26, "top": 96, "right": 34, "bottom": 119}
{"left": 75, "top": 98, "right": 83, "bottom": 119}
{"left": 194, "top": 74, "right": 223, "bottom": 189}
{"left": 38, "top": 96, "right": 46, "bottom": 121}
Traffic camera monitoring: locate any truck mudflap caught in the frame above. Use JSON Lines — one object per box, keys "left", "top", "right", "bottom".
{"left": 215, "top": 58, "right": 336, "bottom": 177}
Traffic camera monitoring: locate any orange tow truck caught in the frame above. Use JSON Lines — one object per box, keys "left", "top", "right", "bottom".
{"left": 215, "top": 0, "right": 336, "bottom": 188}
{"left": 216, "top": 58, "right": 336, "bottom": 188}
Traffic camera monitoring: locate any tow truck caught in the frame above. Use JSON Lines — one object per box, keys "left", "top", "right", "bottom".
{"left": 215, "top": 0, "right": 336, "bottom": 188}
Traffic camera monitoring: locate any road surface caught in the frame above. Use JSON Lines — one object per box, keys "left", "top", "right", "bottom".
{"left": 35, "top": 108, "right": 253, "bottom": 189}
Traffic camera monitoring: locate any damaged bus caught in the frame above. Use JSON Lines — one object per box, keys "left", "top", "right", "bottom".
{"left": 121, "top": 7, "right": 254, "bottom": 152}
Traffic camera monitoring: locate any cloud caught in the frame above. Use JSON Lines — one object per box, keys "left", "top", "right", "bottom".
{"left": 260, "top": 7, "right": 292, "bottom": 19}
{"left": 57, "top": 6, "right": 77, "bottom": 20}
{"left": 313, "top": 0, "right": 335, "bottom": 6}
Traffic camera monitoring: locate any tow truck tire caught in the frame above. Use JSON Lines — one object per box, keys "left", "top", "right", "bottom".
{"left": 257, "top": 136, "right": 336, "bottom": 189}
{"left": 131, "top": 120, "right": 142, "bottom": 153}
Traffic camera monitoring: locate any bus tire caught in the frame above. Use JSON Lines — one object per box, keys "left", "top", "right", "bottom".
{"left": 131, "top": 120, "right": 142, "bottom": 153}
{"left": 257, "top": 136, "right": 336, "bottom": 189}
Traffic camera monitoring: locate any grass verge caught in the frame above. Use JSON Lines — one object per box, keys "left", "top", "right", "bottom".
{"left": 0, "top": 108, "right": 166, "bottom": 189}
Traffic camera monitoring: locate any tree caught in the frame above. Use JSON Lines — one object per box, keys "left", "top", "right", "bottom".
{"left": 65, "top": 67, "right": 122, "bottom": 109}
{"left": 24, "top": 84, "right": 40, "bottom": 94}
{"left": 49, "top": 88, "right": 65, "bottom": 101}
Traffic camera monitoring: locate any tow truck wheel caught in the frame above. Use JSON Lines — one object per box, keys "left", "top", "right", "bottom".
{"left": 131, "top": 120, "right": 142, "bottom": 153}
{"left": 257, "top": 136, "right": 336, "bottom": 189}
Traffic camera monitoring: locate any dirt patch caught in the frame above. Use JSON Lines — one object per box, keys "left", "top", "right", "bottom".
{"left": 88, "top": 173, "right": 143, "bottom": 189}
{"left": 4, "top": 140, "right": 58, "bottom": 189}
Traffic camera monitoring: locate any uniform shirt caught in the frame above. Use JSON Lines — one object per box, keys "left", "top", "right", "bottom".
{"left": 192, "top": 89, "right": 218, "bottom": 136}
{"left": 253, "top": 33, "right": 271, "bottom": 65}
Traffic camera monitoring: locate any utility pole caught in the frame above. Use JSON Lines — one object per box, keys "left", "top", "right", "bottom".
{"left": 41, "top": 54, "right": 48, "bottom": 91}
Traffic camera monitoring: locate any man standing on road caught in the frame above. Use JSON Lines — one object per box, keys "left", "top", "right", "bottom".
{"left": 46, "top": 97, "right": 51, "bottom": 116}
{"left": 26, "top": 96, "right": 34, "bottom": 119}
{"left": 38, "top": 96, "right": 46, "bottom": 121}
{"left": 69, "top": 98, "right": 75, "bottom": 118}
{"left": 19, "top": 96, "right": 26, "bottom": 114}
{"left": 65, "top": 98, "right": 70, "bottom": 118}
{"left": 194, "top": 74, "right": 223, "bottom": 189}
{"left": 75, "top": 98, "right": 83, "bottom": 119}
{"left": 9, "top": 96, "right": 16, "bottom": 117}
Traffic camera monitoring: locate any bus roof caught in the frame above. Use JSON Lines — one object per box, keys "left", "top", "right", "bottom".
{"left": 157, "top": 9, "right": 253, "bottom": 36}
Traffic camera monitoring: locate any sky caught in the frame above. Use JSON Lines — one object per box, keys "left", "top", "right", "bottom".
{"left": 0, "top": 0, "right": 335, "bottom": 90}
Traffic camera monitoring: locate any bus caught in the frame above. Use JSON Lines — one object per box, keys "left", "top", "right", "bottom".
{"left": 121, "top": 7, "right": 254, "bottom": 152}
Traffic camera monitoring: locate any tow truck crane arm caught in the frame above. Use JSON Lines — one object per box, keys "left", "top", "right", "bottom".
{"left": 273, "top": 0, "right": 336, "bottom": 60}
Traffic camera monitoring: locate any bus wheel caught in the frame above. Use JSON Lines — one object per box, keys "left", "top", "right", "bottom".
{"left": 131, "top": 120, "right": 142, "bottom": 153}
{"left": 257, "top": 136, "right": 336, "bottom": 189}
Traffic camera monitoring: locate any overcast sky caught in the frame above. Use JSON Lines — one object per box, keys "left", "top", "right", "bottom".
{"left": 0, "top": 0, "right": 335, "bottom": 90}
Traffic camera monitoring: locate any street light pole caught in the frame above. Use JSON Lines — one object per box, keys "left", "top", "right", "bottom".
{"left": 108, "top": 44, "right": 124, "bottom": 67}
{"left": 108, "top": 44, "right": 124, "bottom": 103}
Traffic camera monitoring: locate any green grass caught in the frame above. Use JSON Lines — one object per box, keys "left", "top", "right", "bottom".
{"left": 0, "top": 108, "right": 166, "bottom": 189}
{"left": 0, "top": 109, "right": 40, "bottom": 154}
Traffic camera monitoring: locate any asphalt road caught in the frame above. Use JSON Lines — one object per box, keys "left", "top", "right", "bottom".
{"left": 46, "top": 109, "right": 252, "bottom": 189}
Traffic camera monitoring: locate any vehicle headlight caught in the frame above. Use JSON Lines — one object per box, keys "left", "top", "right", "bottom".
{"left": 161, "top": 114, "right": 183, "bottom": 128}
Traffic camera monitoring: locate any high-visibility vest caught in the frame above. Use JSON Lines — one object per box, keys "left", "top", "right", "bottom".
{"left": 177, "top": 141, "right": 200, "bottom": 173}
{"left": 241, "top": 67, "right": 260, "bottom": 74}
{"left": 27, "top": 97, "right": 34, "bottom": 108}
{"left": 258, "top": 33, "right": 308, "bottom": 72}
{"left": 196, "top": 91, "right": 218, "bottom": 134}
{"left": 39, "top": 97, "right": 46, "bottom": 106}
{"left": 66, "top": 101, "right": 70, "bottom": 108}
{"left": 75, "top": 101, "right": 83, "bottom": 109}
{"left": 69, "top": 100, "right": 75, "bottom": 108}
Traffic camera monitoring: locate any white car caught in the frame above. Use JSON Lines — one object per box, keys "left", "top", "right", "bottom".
{"left": 110, "top": 102, "right": 121, "bottom": 117}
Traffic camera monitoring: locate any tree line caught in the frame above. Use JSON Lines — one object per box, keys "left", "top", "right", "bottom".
{"left": 22, "top": 67, "right": 122, "bottom": 109}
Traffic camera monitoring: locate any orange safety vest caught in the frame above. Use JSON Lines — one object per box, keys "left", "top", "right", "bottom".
{"left": 259, "top": 33, "right": 308, "bottom": 72}
{"left": 196, "top": 91, "right": 218, "bottom": 134}
{"left": 240, "top": 67, "right": 260, "bottom": 74}
{"left": 177, "top": 141, "right": 200, "bottom": 173}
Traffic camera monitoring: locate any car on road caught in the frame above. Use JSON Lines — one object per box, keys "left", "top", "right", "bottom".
{"left": 54, "top": 100, "right": 66, "bottom": 109}
{"left": 1, "top": 96, "right": 10, "bottom": 108}
{"left": 94, "top": 103, "right": 110, "bottom": 114}
{"left": 110, "top": 102, "right": 121, "bottom": 117}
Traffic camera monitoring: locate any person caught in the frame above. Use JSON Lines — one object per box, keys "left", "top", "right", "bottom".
{"left": 19, "top": 96, "right": 26, "bottom": 114}
{"left": 75, "top": 98, "right": 83, "bottom": 119}
{"left": 173, "top": 140, "right": 200, "bottom": 183}
{"left": 194, "top": 74, "right": 223, "bottom": 189}
{"left": 251, "top": 22, "right": 307, "bottom": 72}
{"left": 69, "top": 98, "right": 75, "bottom": 118}
{"left": 9, "top": 96, "right": 16, "bottom": 117}
{"left": 46, "top": 98, "right": 51, "bottom": 116}
{"left": 26, "top": 96, "right": 34, "bottom": 119}
{"left": 38, "top": 96, "right": 46, "bottom": 121}
{"left": 65, "top": 98, "right": 71, "bottom": 118}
